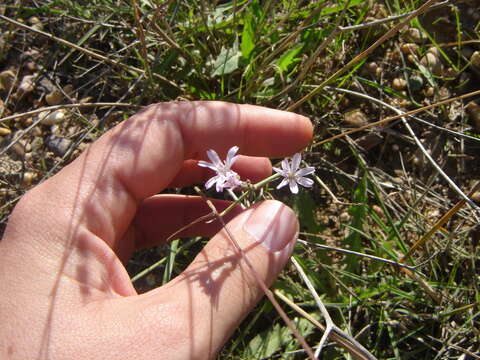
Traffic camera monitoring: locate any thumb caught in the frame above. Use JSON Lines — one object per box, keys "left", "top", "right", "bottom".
{"left": 130, "top": 200, "right": 298, "bottom": 359}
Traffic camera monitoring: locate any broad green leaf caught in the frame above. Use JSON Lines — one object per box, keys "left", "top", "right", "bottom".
{"left": 241, "top": 13, "right": 255, "bottom": 60}
{"left": 275, "top": 43, "right": 304, "bottom": 73}
{"left": 246, "top": 323, "right": 290, "bottom": 358}
{"left": 211, "top": 38, "right": 241, "bottom": 76}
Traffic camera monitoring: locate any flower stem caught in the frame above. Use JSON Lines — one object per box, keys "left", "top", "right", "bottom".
{"left": 219, "top": 173, "right": 281, "bottom": 216}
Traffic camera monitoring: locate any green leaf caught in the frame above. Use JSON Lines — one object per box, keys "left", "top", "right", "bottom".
{"left": 320, "top": 0, "right": 364, "bottom": 16}
{"left": 162, "top": 239, "right": 179, "bottom": 284}
{"left": 275, "top": 43, "right": 304, "bottom": 73}
{"left": 294, "top": 191, "right": 322, "bottom": 235}
{"left": 344, "top": 174, "right": 368, "bottom": 273}
{"left": 246, "top": 323, "right": 290, "bottom": 358}
{"left": 211, "top": 38, "right": 241, "bottom": 76}
{"left": 241, "top": 13, "right": 255, "bottom": 60}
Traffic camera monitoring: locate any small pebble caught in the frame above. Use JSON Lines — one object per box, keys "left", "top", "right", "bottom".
{"left": 29, "top": 17, "right": 43, "bottom": 31}
{"left": 411, "top": 155, "right": 422, "bottom": 167}
{"left": 79, "top": 96, "right": 93, "bottom": 104}
{"left": 420, "top": 52, "right": 442, "bottom": 76}
{"left": 45, "top": 90, "right": 63, "bottom": 105}
{"left": 393, "top": 169, "right": 403, "bottom": 177}
{"left": 0, "top": 127, "right": 11, "bottom": 136}
{"left": 339, "top": 211, "right": 350, "bottom": 222}
{"left": 28, "top": 16, "right": 40, "bottom": 25}
{"left": 471, "top": 191, "right": 480, "bottom": 203}
{"left": 403, "top": 27, "right": 424, "bottom": 44}
{"left": 10, "top": 142, "right": 26, "bottom": 160}
{"left": 46, "top": 135, "right": 72, "bottom": 157}
{"left": 400, "top": 43, "right": 419, "bottom": 55}
{"left": 366, "top": 62, "right": 378, "bottom": 74}
{"left": 392, "top": 77, "right": 407, "bottom": 91}
{"left": 466, "top": 101, "right": 480, "bottom": 132}
{"left": 64, "top": 84, "right": 75, "bottom": 98}
{"left": 471, "top": 51, "right": 480, "bottom": 70}
{"left": 424, "top": 86, "right": 435, "bottom": 97}
{"left": 372, "top": 205, "right": 384, "bottom": 217}
{"left": 17, "top": 75, "right": 35, "bottom": 94}
{"left": 32, "top": 126, "right": 42, "bottom": 137}
{"left": 421, "top": 52, "right": 437, "bottom": 67}
{"left": 356, "top": 133, "right": 383, "bottom": 150}
{"left": 438, "top": 87, "right": 450, "bottom": 100}
{"left": 343, "top": 109, "right": 368, "bottom": 127}
{"left": 427, "top": 46, "right": 440, "bottom": 57}
{"left": 0, "top": 70, "right": 16, "bottom": 92}
{"left": 426, "top": 209, "right": 440, "bottom": 219}
{"left": 22, "top": 171, "right": 36, "bottom": 186}
{"left": 40, "top": 110, "right": 66, "bottom": 125}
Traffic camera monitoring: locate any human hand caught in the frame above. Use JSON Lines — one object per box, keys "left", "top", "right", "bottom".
{"left": 0, "top": 101, "right": 312, "bottom": 359}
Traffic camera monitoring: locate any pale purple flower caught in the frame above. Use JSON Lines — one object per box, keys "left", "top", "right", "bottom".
{"left": 198, "top": 146, "right": 243, "bottom": 192}
{"left": 273, "top": 153, "right": 315, "bottom": 194}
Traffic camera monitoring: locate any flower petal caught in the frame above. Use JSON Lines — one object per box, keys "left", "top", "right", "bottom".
{"left": 291, "top": 153, "right": 302, "bottom": 172}
{"left": 273, "top": 167, "right": 286, "bottom": 176}
{"left": 226, "top": 146, "right": 239, "bottom": 166}
{"left": 215, "top": 178, "right": 226, "bottom": 192}
{"left": 288, "top": 178, "right": 299, "bottom": 194}
{"left": 276, "top": 178, "right": 289, "bottom": 189}
{"left": 205, "top": 175, "right": 220, "bottom": 190}
{"left": 206, "top": 149, "right": 222, "bottom": 167}
{"left": 296, "top": 166, "right": 315, "bottom": 177}
{"left": 281, "top": 159, "right": 291, "bottom": 172}
{"left": 228, "top": 155, "right": 239, "bottom": 168}
{"left": 224, "top": 171, "right": 243, "bottom": 190}
{"left": 297, "top": 176, "right": 314, "bottom": 188}
{"left": 197, "top": 160, "right": 218, "bottom": 171}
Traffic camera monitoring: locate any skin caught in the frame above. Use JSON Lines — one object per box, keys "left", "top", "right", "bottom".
{"left": 0, "top": 101, "right": 313, "bottom": 359}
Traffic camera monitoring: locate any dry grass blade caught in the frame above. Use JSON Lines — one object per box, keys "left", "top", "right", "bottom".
{"left": 269, "top": 0, "right": 353, "bottom": 100}
{"left": 291, "top": 257, "right": 377, "bottom": 360}
{"left": 194, "top": 187, "right": 316, "bottom": 360}
{"left": 0, "top": 103, "right": 140, "bottom": 123}
{"left": 399, "top": 181, "right": 480, "bottom": 264}
{"left": 274, "top": 289, "right": 376, "bottom": 360}
{"left": 298, "top": 239, "right": 418, "bottom": 271}
{"left": 2, "top": 2, "right": 479, "bottom": 357}
{"left": 339, "top": 0, "right": 451, "bottom": 31}
{"left": 325, "top": 86, "right": 479, "bottom": 211}
{"left": 312, "top": 89, "right": 480, "bottom": 148}
{"left": 0, "top": 14, "right": 179, "bottom": 89}
{"left": 287, "top": 0, "right": 441, "bottom": 111}
{"left": 400, "top": 267, "right": 443, "bottom": 304}
{"left": 131, "top": 0, "right": 152, "bottom": 80}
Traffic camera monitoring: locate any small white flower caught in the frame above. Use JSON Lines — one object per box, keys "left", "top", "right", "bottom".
{"left": 273, "top": 153, "right": 315, "bottom": 194}
{"left": 198, "top": 146, "right": 243, "bottom": 192}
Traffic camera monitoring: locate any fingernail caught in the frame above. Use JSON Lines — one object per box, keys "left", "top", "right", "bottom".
{"left": 243, "top": 200, "right": 298, "bottom": 252}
